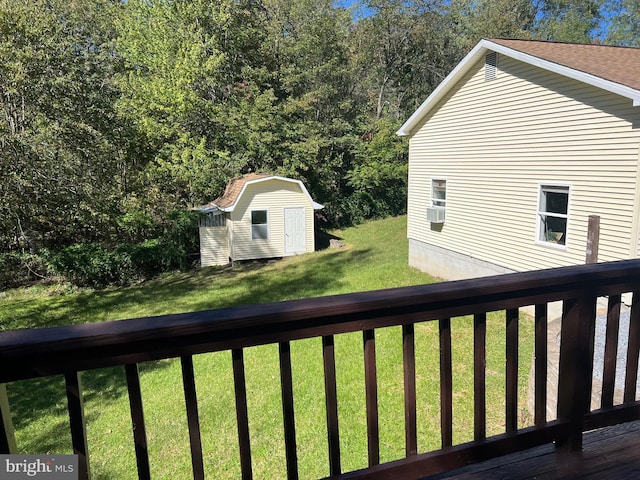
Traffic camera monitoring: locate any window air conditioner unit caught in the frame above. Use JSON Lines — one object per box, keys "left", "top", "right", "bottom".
{"left": 426, "top": 207, "right": 445, "bottom": 223}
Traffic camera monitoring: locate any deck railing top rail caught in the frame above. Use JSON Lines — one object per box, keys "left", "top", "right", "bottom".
{"left": 2, "top": 259, "right": 640, "bottom": 384}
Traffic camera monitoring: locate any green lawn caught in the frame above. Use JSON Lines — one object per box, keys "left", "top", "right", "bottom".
{"left": 0, "top": 216, "right": 436, "bottom": 330}
{"left": 1, "top": 216, "right": 535, "bottom": 479}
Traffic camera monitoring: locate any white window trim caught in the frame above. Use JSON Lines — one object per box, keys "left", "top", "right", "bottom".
{"left": 251, "top": 209, "right": 269, "bottom": 241}
{"left": 535, "top": 183, "right": 570, "bottom": 250}
{"left": 431, "top": 178, "right": 447, "bottom": 209}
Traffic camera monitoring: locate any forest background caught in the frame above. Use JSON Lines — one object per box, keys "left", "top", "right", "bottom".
{"left": 1, "top": 0, "right": 639, "bottom": 288}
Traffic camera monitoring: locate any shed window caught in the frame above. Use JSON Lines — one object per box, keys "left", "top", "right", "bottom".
{"left": 251, "top": 210, "right": 268, "bottom": 240}
{"left": 537, "top": 185, "right": 569, "bottom": 246}
{"left": 199, "top": 212, "right": 226, "bottom": 227}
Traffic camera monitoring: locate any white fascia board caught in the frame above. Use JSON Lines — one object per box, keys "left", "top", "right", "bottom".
{"left": 486, "top": 40, "right": 640, "bottom": 109}
{"left": 198, "top": 206, "right": 222, "bottom": 213}
{"left": 397, "top": 39, "right": 640, "bottom": 136}
{"left": 396, "top": 41, "right": 489, "bottom": 136}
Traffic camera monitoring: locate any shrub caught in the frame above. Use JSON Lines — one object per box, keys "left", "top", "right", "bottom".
{"left": 0, "top": 252, "right": 49, "bottom": 290}
{"left": 117, "top": 239, "right": 185, "bottom": 277}
{"left": 44, "top": 244, "right": 139, "bottom": 288}
{"left": 44, "top": 237, "right": 193, "bottom": 288}
{"left": 31, "top": 211, "right": 199, "bottom": 288}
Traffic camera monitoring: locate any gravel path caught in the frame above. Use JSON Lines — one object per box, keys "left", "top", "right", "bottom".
{"left": 592, "top": 310, "right": 640, "bottom": 395}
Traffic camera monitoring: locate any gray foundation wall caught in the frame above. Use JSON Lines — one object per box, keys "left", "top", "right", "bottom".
{"left": 408, "top": 238, "right": 516, "bottom": 281}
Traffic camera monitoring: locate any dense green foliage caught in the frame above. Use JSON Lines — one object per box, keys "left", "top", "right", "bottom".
{"left": 1, "top": 0, "right": 635, "bottom": 284}
{"left": 0, "top": 210, "right": 199, "bottom": 289}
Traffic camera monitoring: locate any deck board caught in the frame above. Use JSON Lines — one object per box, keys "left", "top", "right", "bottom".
{"left": 425, "top": 420, "right": 640, "bottom": 479}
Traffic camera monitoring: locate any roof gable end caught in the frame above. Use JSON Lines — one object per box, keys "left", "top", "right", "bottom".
{"left": 199, "top": 174, "right": 323, "bottom": 212}
{"left": 397, "top": 39, "right": 640, "bottom": 137}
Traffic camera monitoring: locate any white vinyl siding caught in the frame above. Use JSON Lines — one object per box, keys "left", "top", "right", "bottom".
{"left": 199, "top": 221, "right": 230, "bottom": 266}
{"left": 230, "top": 179, "right": 315, "bottom": 261}
{"left": 407, "top": 53, "right": 640, "bottom": 274}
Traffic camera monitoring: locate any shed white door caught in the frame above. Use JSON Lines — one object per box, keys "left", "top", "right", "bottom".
{"left": 284, "top": 207, "right": 306, "bottom": 254}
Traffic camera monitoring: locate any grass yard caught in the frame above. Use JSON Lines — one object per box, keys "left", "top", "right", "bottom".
{"left": 1, "top": 216, "right": 535, "bottom": 479}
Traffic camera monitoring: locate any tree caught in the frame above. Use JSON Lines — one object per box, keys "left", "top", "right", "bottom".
{"left": 346, "top": 118, "right": 408, "bottom": 221}
{"left": 0, "top": 0, "right": 128, "bottom": 251}
{"left": 115, "top": 0, "right": 241, "bottom": 207}
{"left": 352, "top": 0, "right": 456, "bottom": 122}
{"left": 248, "top": 0, "right": 361, "bottom": 224}
{"left": 535, "top": 0, "right": 603, "bottom": 42}
{"left": 605, "top": 0, "right": 640, "bottom": 46}
{"left": 450, "top": 0, "right": 536, "bottom": 51}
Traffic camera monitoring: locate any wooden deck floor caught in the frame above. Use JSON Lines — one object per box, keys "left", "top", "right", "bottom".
{"left": 426, "top": 420, "right": 640, "bottom": 479}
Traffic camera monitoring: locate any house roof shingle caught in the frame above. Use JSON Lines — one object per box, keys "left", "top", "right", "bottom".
{"left": 215, "top": 173, "right": 270, "bottom": 209}
{"left": 489, "top": 39, "right": 640, "bottom": 92}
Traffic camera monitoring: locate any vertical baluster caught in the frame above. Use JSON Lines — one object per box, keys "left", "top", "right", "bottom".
{"left": 624, "top": 292, "right": 640, "bottom": 403}
{"left": 534, "top": 304, "right": 548, "bottom": 425}
{"left": 506, "top": 308, "right": 519, "bottom": 433}
{"left": 403, "top": 324, "right": 417, "bottom": 456}
{"left": 439, "top": 318, "right": 452, "bottom": 448}
{"left": 125, "top": 364, "right": 151, "bottom": 480}
{"left": 557, "top": 294, "right": 596, "bottom": 452}
{"left": 0, "top": 383, "right": 16, "bottom": 454}
{"left": 602, "top": 295, "right": 621, "bottom": 408}
{"left": 363, "top": 330, "right": 380, "bottom": 466}
{"left": 474, "top": 313, "right": 486, "bottom": 441}
{"left": 279, "top": 341, "right": 298, "bottom": 480}
{"left": 322, "top": 335, "right": 341, "bottom": 476}
{"left": 232, "top": 348, "right": 253, "bottom": 480}
{"left": 65, "top": 372, "right": 90, "bottom": 480}
{"left": 181, "top": 356, "right": 204, "bottom": 480}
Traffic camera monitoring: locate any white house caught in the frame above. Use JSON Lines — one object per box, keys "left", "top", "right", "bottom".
{"left": 197, "top": 174, "right": 323, "bottom": 266}
{"left": 398, "top": 39, "right": 640, "bottom": 280}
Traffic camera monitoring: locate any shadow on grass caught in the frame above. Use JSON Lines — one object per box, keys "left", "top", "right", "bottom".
{"left": 315, "top": 230, "right": 344, "bottom": 251}
{"left": 7, "top": 360, "right": 174, "bottom": 455}
{"left": 2, "top": 246, "right": 371, "bottom": 330}
{"left": 5, "top": 246, "right": 372, "bottom": 458}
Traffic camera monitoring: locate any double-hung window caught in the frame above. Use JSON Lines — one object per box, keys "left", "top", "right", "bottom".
{"left": 431, "top": 179, "right": 446, "bottom": 209}
{"left": 537, "top": 185, "right": 569, "bottom": 246}
{"left": 427, "top": 179, "right": 447, "bottom": 223}
{"left": 251, "top": 210, "right": 268, "bottom": 240}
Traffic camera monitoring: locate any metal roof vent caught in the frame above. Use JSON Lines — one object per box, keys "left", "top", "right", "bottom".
{"left": 485, "top": 52, "right": 497, "bottom": 81}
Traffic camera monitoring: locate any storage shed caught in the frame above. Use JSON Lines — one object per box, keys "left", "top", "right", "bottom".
{"left": 197, "top": 174, "right": 323, "bottom": 266}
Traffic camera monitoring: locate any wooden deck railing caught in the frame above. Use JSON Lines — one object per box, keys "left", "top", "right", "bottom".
{"left": 2, "top": 259, "right": 640, "bottom": 479}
